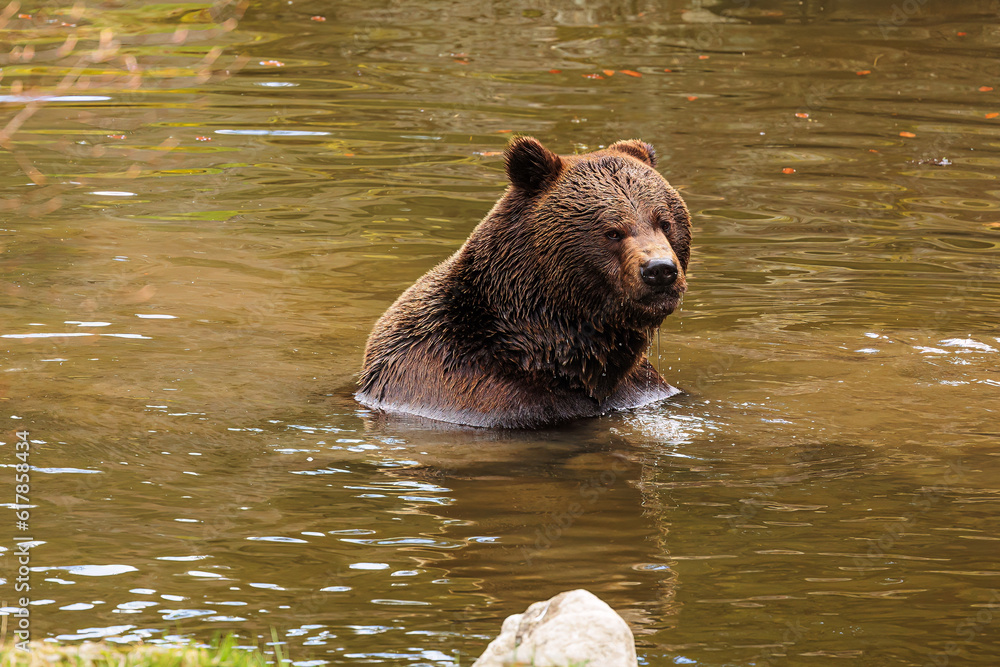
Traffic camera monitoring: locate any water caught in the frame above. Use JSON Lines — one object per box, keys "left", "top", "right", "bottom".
{"left": 2, "top": 0, "right": 999, "bottom": 664}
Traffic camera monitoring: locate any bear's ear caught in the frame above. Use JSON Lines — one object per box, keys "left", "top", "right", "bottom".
{"left": 505, "top": 136, "right": 564, "bottom": 193}
{"left": 608, "top": 139, "right": 657, "bottom": 167}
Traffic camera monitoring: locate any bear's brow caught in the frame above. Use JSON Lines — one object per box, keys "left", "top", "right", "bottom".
{"left": 596, "top": 197, "right": 666, "bottom": 225}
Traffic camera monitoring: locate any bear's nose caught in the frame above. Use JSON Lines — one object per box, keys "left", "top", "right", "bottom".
{"left": 640, "top": 257, "right": 678, "bottom": 288}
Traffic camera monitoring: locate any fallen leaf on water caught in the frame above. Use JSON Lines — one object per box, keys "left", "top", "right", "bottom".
{"left": 686, "top": 95, "right": 698, "bottom": 101}
{"left": 899, "top": 131, "right": 916, "bottom": 138}
{"left": 476, "top": 151, "right": 503, "bottom": 157}
{"left": 454, "top": 59, "right": 469, "bottom": 65}
{"left": 195, "top": 136, "right": 211, "bottom": 141}
{"left": 620, "top": 69, "right": 642, "bottom": 77}
{"left": 603, "top": 69, "right": 615, "bottom": 77}
{"left": 795, "top": 112, "right": 809, "bottom": 118}
{"left": 18, "top": 13, "right": 31, "bottom": 19}
{"left": 548, "top": 69, "right": 562, "bottom": 74}
{"left": 344, "top": 153, "right": 354, "bottom": 157}
{"left": 260, "top": 60, "right": 284, "bottom": 67}
{"left": 856, "top": 70, "right": 871, "bottom": 75}
{"left": 869, "top": 149, "right": 879, "bottom": 153}
{"left": 987, "top": 112, "right": 999, "bottom": 118}
{"left": 782, "top": 167, "right": 795, "bottom": 174}
{"left": 986, "top": 222, "right": 1000, "bottom": 229}
{"left": 979, "top": 86, "right": 994, "bottom": 92}
{"left": 583, "top": 73, "right": 604, "bottom": 79}
{"left": 663, "top": 68, "right": 673, "bottom": 73}
{"left": 698, "top": 55, "right": 710, "bottom": 60}
{"left": 310, "top": 15, "right": 326, "bottom": 21}
{"left": 957, "top": 31, "right": 967, "bottom": 36}
{"left": 496, "top": 129, "right": 514, "bottom": 133}
{"left": 106, "top": 134, "right": 126, "bottom": 139}
{"left": 126, "top": 285, "right": 157, "bottom": 304}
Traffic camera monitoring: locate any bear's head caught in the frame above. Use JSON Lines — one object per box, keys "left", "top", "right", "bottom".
{"left": 500, "top": 136, "right": 691, "bottom": 329}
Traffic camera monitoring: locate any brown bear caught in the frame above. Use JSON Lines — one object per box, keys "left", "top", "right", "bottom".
{"left": 356, "top": 136, "right": 691, "bottom": 428}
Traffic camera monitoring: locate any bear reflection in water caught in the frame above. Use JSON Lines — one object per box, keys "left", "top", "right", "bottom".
{"left": 356, "top": 136, "right": 692, "bottom": 428}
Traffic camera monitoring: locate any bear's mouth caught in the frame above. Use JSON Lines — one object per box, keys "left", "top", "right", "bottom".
{"left": 638, "top": 288, "right": 683, "bottom": 318}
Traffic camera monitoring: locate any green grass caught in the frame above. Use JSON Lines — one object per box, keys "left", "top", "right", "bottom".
{"left": 0, "top": 631, "right": 594, "bottom": 666}
{"left": 0, "top": 634, "right": 270, "bottom": 667}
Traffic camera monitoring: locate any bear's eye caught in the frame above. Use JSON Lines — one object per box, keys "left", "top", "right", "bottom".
{"left": 605, "top": 229, "right": 624, "bottom": 241}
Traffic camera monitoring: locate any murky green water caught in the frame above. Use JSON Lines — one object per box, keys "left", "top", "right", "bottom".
{"left": 2, "top": 0, "right": 999, "bottom": 664}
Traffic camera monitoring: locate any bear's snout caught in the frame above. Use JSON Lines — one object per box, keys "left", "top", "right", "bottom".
{"left": 640, "top": 257, "right": 679, "bottom": 290}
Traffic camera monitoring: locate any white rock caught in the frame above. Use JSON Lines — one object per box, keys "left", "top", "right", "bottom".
{"left": 472, "top": 589, "right": 638, "bottom": 667}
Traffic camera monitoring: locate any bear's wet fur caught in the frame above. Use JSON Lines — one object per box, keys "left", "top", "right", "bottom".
{"left": 356, "top": 136, "right": 691, "bottom": 428}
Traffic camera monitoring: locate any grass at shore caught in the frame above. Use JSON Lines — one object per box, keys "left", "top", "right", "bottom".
{"left": 0, "top": 638, "right": 595, "bottom": 666}
{"left": 0, "top": 634, "right": 271, "bottom": 666}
